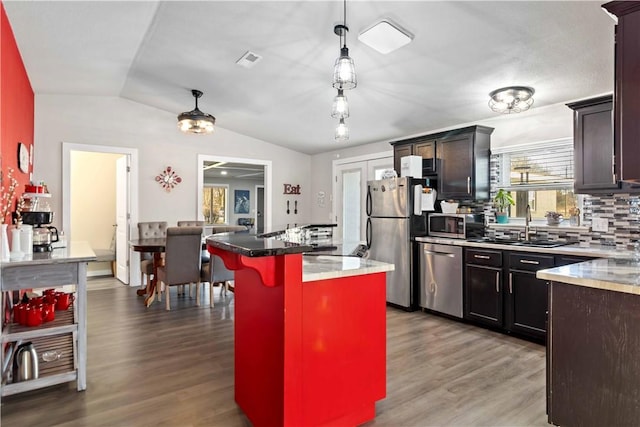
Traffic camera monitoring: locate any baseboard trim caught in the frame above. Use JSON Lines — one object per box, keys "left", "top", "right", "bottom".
{"left": 88, "top": 269, "right": 113, "bottom": 278}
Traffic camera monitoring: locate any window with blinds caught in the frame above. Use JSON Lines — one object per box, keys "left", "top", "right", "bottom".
{"left": 495, "top": 139, "right": 579, "bottom": 219}
{"left": 499, "top": 144, "right": 574, "bottom": 190}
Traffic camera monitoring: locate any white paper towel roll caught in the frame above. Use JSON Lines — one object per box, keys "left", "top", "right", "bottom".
{"left": 422, "top": 189, "right": 436, "bottom": 212}
{"left": 413, "top": 185, "right": 423, "bottom": 215}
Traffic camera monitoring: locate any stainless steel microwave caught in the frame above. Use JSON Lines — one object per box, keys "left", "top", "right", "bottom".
{"left": 428, "top": 213, "right": 485, "bottom": 239}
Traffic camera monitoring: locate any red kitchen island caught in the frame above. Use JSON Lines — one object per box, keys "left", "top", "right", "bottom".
{"left": 206, "top": 233, "right": 394, "bottom": 427}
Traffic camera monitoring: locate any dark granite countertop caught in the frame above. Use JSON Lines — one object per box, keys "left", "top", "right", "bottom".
{"left": 206, "top": 233, "right": 313, "bottom": 257}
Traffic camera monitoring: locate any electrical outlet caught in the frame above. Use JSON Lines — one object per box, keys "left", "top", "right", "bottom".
{"left": 592, "top": 217, "right": 609, "bottom": 233}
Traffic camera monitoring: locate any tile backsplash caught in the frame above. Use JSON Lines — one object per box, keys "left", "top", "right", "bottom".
{"left": 471, "top": 155, "right": 640, "bottom": 248}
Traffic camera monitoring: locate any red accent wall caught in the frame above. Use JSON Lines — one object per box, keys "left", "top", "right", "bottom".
{"left": 1, "top": 1, "right": 34, "bottom": 224}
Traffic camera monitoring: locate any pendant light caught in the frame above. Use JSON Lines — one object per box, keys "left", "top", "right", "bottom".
{"left": 335, "top": 118, "right": 349, "bottom": 141}
{"left": 331, "top": 89, "right": 349, "bottom": 119}
{"left": 177, "top": 89, "right": 216, "bottom": 134}
{"left": 332, "top": 0, "right": 357, "bottom": 90}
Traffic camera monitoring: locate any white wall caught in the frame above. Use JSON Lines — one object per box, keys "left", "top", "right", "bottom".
{"left": 309, "top": 100, "right": 583, "bottom": 222}
{"left": 34, "top": 95, "right": 312, "bottom": 230}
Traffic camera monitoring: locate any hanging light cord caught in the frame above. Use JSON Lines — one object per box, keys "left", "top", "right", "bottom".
{"left": 342, "top": 0, "right": 347, "bottom": 48}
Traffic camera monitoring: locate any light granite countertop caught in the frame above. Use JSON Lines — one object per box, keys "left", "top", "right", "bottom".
{"left": 414, "top": 236, "right": 636, "bottom": 259}
{"left": 416, "top": 236, "right": 640, "bottom": 295}
{"left": 302, "top": 255, "right": 394, "bottom": 282}
{"left": 0, "top": 240, "right": 96, "bottom": 268}
{"left": 537, "top": 258, "right": 640, "bottom": 295}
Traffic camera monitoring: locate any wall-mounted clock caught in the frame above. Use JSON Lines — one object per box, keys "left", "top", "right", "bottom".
{"left": 155, "top": 166, "right": 182, "bottom": 192}
{"left": 17, "top": 143, "right": 29, "bottom": 173}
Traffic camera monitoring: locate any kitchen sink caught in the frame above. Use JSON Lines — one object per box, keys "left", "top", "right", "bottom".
{"left": 466, "top": 237, "right": 574, "bottom": 248}
{"left": 509, "top": 240, "right": 573, "bottom": 248}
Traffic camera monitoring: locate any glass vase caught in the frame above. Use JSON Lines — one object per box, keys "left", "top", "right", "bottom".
{"left": 1, "top": 224, "right": 10, "bottom": 262}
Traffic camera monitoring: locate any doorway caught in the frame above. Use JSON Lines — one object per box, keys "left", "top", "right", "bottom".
{"left": 62, "top": 143, "right": 139, "bottom": 285}
{"left": 197, "top": 155, "right": 272, "bottom": 232}
{"left": 333, "top": 153, "right": 393, "bottom": 244}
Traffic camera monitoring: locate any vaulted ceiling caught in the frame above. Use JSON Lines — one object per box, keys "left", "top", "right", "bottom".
{"left": 4, "top": 1, "right": 614, "bottom": 154}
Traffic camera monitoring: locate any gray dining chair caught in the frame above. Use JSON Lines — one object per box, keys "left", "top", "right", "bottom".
{"left": 200, "top": 253, "right": 234, "bottom": 308}
{"left": 177, "top": 220, "right": 205, "bottom": 227}
{"left": 178, "top": 220, "right": 207, "bottom": 296}
{"left": 137, "top": 221, "right": 168, "bottom": 292}
{"left": 157, "top": 226, "right": 203, "bottom": 310}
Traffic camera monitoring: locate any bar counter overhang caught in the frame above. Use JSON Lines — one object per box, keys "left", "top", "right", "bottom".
{"left": 206, "top": 232, "right": 394, "bottom": 427}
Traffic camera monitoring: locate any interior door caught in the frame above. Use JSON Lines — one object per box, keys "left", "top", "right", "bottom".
{"left": 334, "top": 155, "right": 393, "bottom": 245}
{"left": 115, "top": 155, "right": 129, "bottom": 284}
{"left": 256, "top": 186, "right": 264, "bottom": 233}
{"left": 367, "top": 157, "right": 394, "bottom": 181}
{"left": 335, "top": 163, "right": 365, "bottom": 244}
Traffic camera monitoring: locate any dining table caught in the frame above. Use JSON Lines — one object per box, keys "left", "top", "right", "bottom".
{"left": 129, "top": 238, "right": 167, "bottom": 307}
{"left": 129, "top": 225, "right": 247, "bottom": 307}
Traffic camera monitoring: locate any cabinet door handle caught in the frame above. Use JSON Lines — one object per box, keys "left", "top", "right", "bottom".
{"left": 612, "top": 155, "right": 616, "bottom": 184}
{"left": 520, "top": 259, "right": 539, "bottom": 265}
{"left": 509, "top": 272, "right": 513, "bottom": 294}
{"left": 467, "top": 176, "right": 471, "bottom": 194}
{"left": 473, "top": 254, "right": 490, "bottom": 260}
{"left": 495, "top": 271, "right": 500, "bottom": 293}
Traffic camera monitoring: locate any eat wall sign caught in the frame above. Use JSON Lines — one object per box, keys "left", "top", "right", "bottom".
{"left": 283, "top": 184, "right": 301, "bottom": 195}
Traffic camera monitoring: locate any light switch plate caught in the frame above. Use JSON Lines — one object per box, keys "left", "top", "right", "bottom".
{"left": 592, "top": 217, "right": 609, "bottom": 232}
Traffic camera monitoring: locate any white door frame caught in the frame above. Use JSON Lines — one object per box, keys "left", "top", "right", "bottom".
{"left": 197, "top": 155, "right": 272, "bottom": 231}
{"left": 62, "top": 143, "right": 139, "bottom": 285}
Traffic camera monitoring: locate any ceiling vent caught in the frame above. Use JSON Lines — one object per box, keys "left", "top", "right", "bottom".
{"left": 236, "top": 51, "right": 263, "bottom": 68}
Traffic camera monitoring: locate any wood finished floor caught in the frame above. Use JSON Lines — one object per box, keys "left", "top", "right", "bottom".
{"left": 1, "top": 277, "right": 548, "bottom": 426}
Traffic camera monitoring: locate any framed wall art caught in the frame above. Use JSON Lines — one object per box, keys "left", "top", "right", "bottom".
{"left": 234, "top": 189, "right": 250, "bottom": 214}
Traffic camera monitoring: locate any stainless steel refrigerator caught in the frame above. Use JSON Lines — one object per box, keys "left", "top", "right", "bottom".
{"left": 366, "top": 177, "right": 427, "bottom": 310}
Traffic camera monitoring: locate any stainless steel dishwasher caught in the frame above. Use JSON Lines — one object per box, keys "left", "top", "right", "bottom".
{"left": 418, "top": 243, "right": 463, "bottom": 318}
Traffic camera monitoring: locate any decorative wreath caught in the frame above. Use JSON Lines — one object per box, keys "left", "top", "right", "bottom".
{"left": 156, "top": 166, "right": 182, "bottom": 192}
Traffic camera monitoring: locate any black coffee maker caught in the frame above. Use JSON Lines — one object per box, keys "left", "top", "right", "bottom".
{"left": 21, "top": 211, "right": 59, "bottom": 252}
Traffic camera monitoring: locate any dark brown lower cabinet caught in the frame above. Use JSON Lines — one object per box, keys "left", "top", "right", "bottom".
{"left": 505, "top": 253, "right": 554, "bottom": 341}
{"left": 465, "top": 264, "right": 502, "bottom": 327}
{"left": 548, "top": 281, "right": 640, "bottom": 425}
{"left": 464, "top": 248, "right": 592, "bottom": 342}
{"left": 464, "top": 249, "right": 503, "bottom": 328}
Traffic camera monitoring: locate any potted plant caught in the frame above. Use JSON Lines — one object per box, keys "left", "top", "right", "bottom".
{"left": 493, "top": 189, "right": 514, "bottom": 224}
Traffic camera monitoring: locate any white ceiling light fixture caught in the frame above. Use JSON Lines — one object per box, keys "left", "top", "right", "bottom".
{"left": 332, "top": 0, "right": 357, "bottom": 90}
{"left": 358, "top": 20, "right": 414, "bottom": 54}
{"left": 177, "top": 89, "right": 216, "bottom": 134}
{"left": 488, "top": 86, "right": 535, "bottom": 114}
{"left": 331, "top": 89, "right": 349, "bottom": 119}
{"left": 335, "top": 118, "right": 349, "bottom": 142}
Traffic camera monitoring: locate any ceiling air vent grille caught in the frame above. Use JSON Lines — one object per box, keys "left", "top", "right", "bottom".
{"left": 236, "top": 51, "right": 263, "bottom": 69}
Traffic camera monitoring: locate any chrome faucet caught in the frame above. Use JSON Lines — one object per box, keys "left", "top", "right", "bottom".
{"left": 524, "top": 204, "right": 534, "bottom": 241}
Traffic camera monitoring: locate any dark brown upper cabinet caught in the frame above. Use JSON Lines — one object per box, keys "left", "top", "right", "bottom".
{"left": 602, "top": 1, "right": 640, "bottom": 188}
{"left": 392, "top": 136, "right": 436, "bottom": 176}
{"left": 391, "top": 125, "right": 493, "bottom": 201}
{"left": 436, "top": 126, "right": 492, "bottom": 200}
{"left": 392, "top": 144, "right": 413, "bottom": 176}
{"left": 567, "top": 95, "right": 619, "bottom": 193}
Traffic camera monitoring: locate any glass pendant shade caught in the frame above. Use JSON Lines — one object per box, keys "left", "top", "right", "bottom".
{"left": 332, "top": 47, "right": 357, "bottom": 90}
{"left": 331, "top": 89, "right": 349, "bottom": 119}
{"left": 488, "top": 86, "right": 535, "bottom": 114}
{"left": 177, "top": 90, "right": 216, "bottom": 134}
{"left": 335, "top": 118, "right": 349, "bottom": 141}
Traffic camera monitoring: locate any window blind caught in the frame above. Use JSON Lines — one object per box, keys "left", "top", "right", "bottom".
{"left": 500, "top": 144, "right": 574, "bottom": 190}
